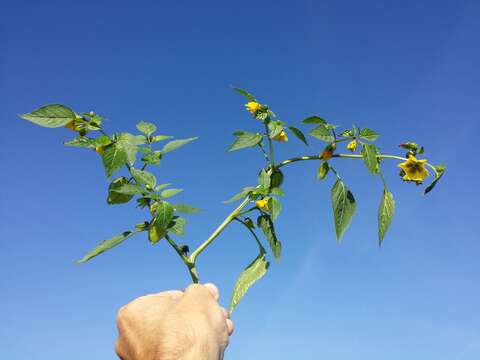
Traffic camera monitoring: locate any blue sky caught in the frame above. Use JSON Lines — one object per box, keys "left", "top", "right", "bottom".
{"left": 1, "top": 0, "right": 479, "bottom": 359}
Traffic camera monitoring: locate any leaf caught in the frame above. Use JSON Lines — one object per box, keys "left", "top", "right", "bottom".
{"left": 424, "top": 165, "right": 446, "bottom": 195}
{"left": 172, "top": 203, "right": 201, "bottom": 214}
{"left": 155, "top": 183, "right": 171, "bottom": 192}
{"left": 64, "top": 136, "right": 95, "bottom": 148}
{"left": 161, "top": 137, "right": 198, "bottom": 154}
{"left": 116, "top": 133, "right": 145, "bottom": 164}
{"left": 288, "top": 126, "right": 308, "bottom": 145}
{"left": 271, "top": 187, "right": 285, "bottom": 196}
{"left": 258, "top": 169, "right": 271, "bottom": 191}
{"left": 131, "top": 168, "right": 156, "bottom": 188}
{"left": 107, "top": 177, "right": 134, "bottom": 204}
{"left": 149, "top": 202, "right": 174, "bottom": 244}
{"left": 268, "top": 197, "right": 282, "bottom": 221}
{"left": 136, "top": 121, "right": 157, "bottom": 136}
{"left": 361, "top": 144, "right": 379, "bottom": 174}
{"left": 229, "top": 251, "right": 269, "bottom": 313}
{"left": 317, "top": 161, "right": 330, "bottom": 180}
{"left": 228, "top": 131, "right": 263, "bottom": 151}
{"left": 224, "top": 187, "right": 255, "bottom": 203}
{"left": 76, "top": 230, "right": 138, "bottom": 263}
{"left": 151, "top": 135, "right": 173, "bottom": 142}
{"left": 268, "top": 121, "right": 284, "bottom": 138}
{"left": 378, "top": 190, "right": 395, "bottom": 245}
{"left": 257, "top": 215, "right": 282, "bottom": 261}
{"left": 309, "top": 125, "right": 335, "bottom": 142}
{"left": 142, "top": 152, "right": 162, "bottom": 165}
{"left": 168, "top": 216, "right": 186, "bottom": 236}
{"left": 331, "top": 179, "right": 356, "bottom": 241}
{"left": 19, "top": 104, "right": 75, "bottom": 128}
{"left": 339, "top": 129, "right": 354, "bottom": 137}
{"left": 111, "top": 184, "right": 144, "bottom": 195}
{"left": 102, "top": 143, "right": 128, "bottom": 177}
{"left": 233, "top": 87, "right": 257, "bottom": 102}
{"left": 161, "top": 188, "right": 183, "bottom": 198}
{"left": 359, "top": 128, "right": 379, "bottom": 141}
{"left": 303, "top": 116, "right": 327, "bottom": 125}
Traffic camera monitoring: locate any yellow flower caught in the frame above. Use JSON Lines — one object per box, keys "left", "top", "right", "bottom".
{"left": 398, "top": 155, "right": 429, "bottom": 182}
{"left": 64, "top": 120, "right": 81, "bottom": 131}
{"left": 245, "top": 101, "right": 261, "bottom": 114}
{"left": 95, "top": 146, "right": 105, "bottom": 155}
{"left": 273, "top": 130, "right": 288, "bottom": 142}
{"left": 346, "top": 140, "right": 357, "bottom": 152}
{"left": 256, "top": 198, "right": 270, "bottom": 212}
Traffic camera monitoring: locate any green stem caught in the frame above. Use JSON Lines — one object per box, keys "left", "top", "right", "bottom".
{"left": 165, "top": 234, "right": 199, "bottom": 283}
{"left": 264, "top": 123, "right": 275, "bottom": 168}
{"left": 277, "top": 153, "right": 408, "bottom": 168}
{"left": 189, "top": 196, "right": 252, "bottom": 263}
{"left": 233, "top": 217, "right": 265, "bottom": 252}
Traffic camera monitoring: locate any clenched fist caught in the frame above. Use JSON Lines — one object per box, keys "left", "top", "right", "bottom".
{"left": 115, "top": 283, "right": 234, "bottom": 360}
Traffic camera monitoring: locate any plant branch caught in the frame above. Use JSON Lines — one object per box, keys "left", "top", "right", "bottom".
{"left": 165, "top": 234, "right": 199, "bottom": 283}
{"left": 189, "top": 196, "right": 251, "bottom": 263}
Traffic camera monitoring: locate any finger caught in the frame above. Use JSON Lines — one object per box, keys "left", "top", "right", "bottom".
{"left": 203, "top": 283, "right": 219, "bottom": 301}
{"left": 220, "top": 307, "right": 229, "bottom": 319}
{"left": 226, "top": 318, "right": 235, "bottom": 336}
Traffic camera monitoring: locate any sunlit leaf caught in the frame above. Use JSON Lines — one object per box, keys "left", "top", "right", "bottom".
{"left": 19, "top": 104, "right": 75, "bottom": 128}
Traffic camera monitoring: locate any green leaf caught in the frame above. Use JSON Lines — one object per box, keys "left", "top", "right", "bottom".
{"left": 161, "top": 137, "right": 198, "bottom": 154}
{"left": 93, "top": 136, "right": 112, "bottom": 147}
{"left": 142, "top": 152, "right": 162, "bottom": 165}
{"left": 331, "top": 179, "right": 356, "bottom": 241}
{"left": 228, "top": 131, "right": 263, "bottom": 151}
{"left": 257, "top": 215, "right": 281, "bottom": 261}
{"left": 172, "top": 203, "right": 201, "bottom": 214}
{"left": 303, "top": 116, "right": 327, "bottom": 125}
{"left": 378, "top": 190, "right": 395, "bottom": 245}
{"left": 136, "top": 121, "right": 157, "bottom": 136}
{"left": 309, "top": 125, "right": 335, "bottom": 142}
{"left": 258, "top": 169, "right": 271, "bottom": 191}
{"left": 233, "top": 87, "right": 257, "bottom": 102}
{"left": 107, "top": 177, "right": 134, "bottom": 204}
{"left": 288, "top": 126, "right": 308, "bottom": 145}
{"left": 268, "top": 197, "right": 282, "bottom": 221}
{"left": 149, "top": 202, "right": 174, "bottom": 244}
{"left": 229, "top": 251, "right": 269, "bottom": 313}
{"left": 317, "top": 161, "right": 330, "bottom": 180}
{"left": 151, "top": 135, "right": 173, "bottom": 142}
{"left": 131, "top": 168, "right": 156, "bottom": 188}
{"left": 116, "top": 133, "right": 145, "bottom": 164}
{"left": 76, "top": 230, "right": 138, "bottom": 263}
{"left": 19, "top": 104, "right": 75, "bottom": 128}
{"left": 102, "top": 143, "right": 128, "bottom": 177}
{"left": 111, "top": 184, "right": 144, "bottom": 195}
{"left": 168, "top": 216, "right": 186, "bottom": 236}
{"left": 155, "top": 183, "right": 171, "bottom": 192}
{"left": 224, "top": 187, "right": 255, "bottom": 203}
{"left": 64, "top": 136, "right": 95, "bottom": 148}
{"left": 359, "top": 128, "right": 379, "bottom": 141}
{"left": 271, "top": 187, "right": 285, "bottom": 196}
{"left": 161, "top": 188, "right": 183, "bottom": 198}
{"left": 424, "top": 165, "right": 446, "bottom": 195}
{"left": 339, "top": 129, "right": 354, "bottom": 137}
{"left": 268, "top": 121, "right": 284, "bottom": 138}
{"left": 361, "top": 144, "right": 379, "bottom": 174}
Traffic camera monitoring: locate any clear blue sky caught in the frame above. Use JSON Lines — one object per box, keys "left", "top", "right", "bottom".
{"left": 1, "top": 1, "right": 479, "bottom": 359}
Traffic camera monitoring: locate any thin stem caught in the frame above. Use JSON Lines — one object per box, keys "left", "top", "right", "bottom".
{"left": 189, "top": 196, "right": 252, "bottom": 263}
{"left": 233, "top": 217, "right": 265, "bottom": 251}
{"left": 257, "top": 142, "right": 270, "bottom": 162}
{"left": 165, "top": 234, "right": 199, "bottom": 283}
{"left": 264, "top": 123, "right": 275, "bottom": 168}
{"left": 277, "top": 153, "right": 408, "bottom": 168}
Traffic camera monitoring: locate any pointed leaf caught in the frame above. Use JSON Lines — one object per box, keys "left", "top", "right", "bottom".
{"left": 131, "top": 168, "right": 156, "bottom": 188}
{"left": 309, "top": 125, "right": 335, "bottom": 142}
{"left": 136, "top": 121, "right": 157, "bottom": 136}
{"left": 229, "top": 251, "right": 269, "bottom": 313}
{"left": 161, "top": 188, "right": 183, "bottom": 198}
{"left": 331, "top": 179, "right": 356, "bottom": 241}
{"left": 303, "top": 116, "right": 327, "bottom": 125}
{"left": 228, "top": 131, "right": 263, "bottom": 151}
{"left": 378, "top": 190, "right": 395, "bottom": 245}
{"left": 424, "top": 165, "right": 446, "bottom": 195}
{"left": 224, "top": 187, "right": 255, "bottom": 203}
{"left": 76, "top": 230, "right": 138, "bottom": 263}
{"left": 233, "top": 87, "right": 257, "bottom": 102}
{"left": 107, "top": 177, "right": 134, "bottom": 204}
{"left": 161, "top": 137, "right": 198, "bottom": 154}
{"left": 19, "top": 104, "right": 75, "bottom": 128}
{"left": 361, "top": 144, "right": 379, "bottom": 174}
{"left": 288, "top": 126, "right": 308, "bottom": 145}
{"left": 149, "top": 202, "right": 174, "bottom": 244}
{"left": 268, "top": 197, "right": 282, "bottom": 221}
{"left": 359, "top": 128, "right": 379, "bottom": 141}
{"left": 172, "top": 203, "right": 201, "bottom": 214}
{"left": 102, "top": 143, "right": 128, "bottom": 177}
{"left": 257, "top": 215, "right": 282, "bottom": 261}
{"left": 168, "top": 216, "right": 186, "bottom": 236}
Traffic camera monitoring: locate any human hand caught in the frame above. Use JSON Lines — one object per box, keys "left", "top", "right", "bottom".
{"left": 115, "top": 283, "right": 234, "bottom": 360}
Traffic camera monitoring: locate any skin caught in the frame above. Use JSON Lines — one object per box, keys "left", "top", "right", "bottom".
{"left": 115, "top": 283, "right": 234, "bottom": 360}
